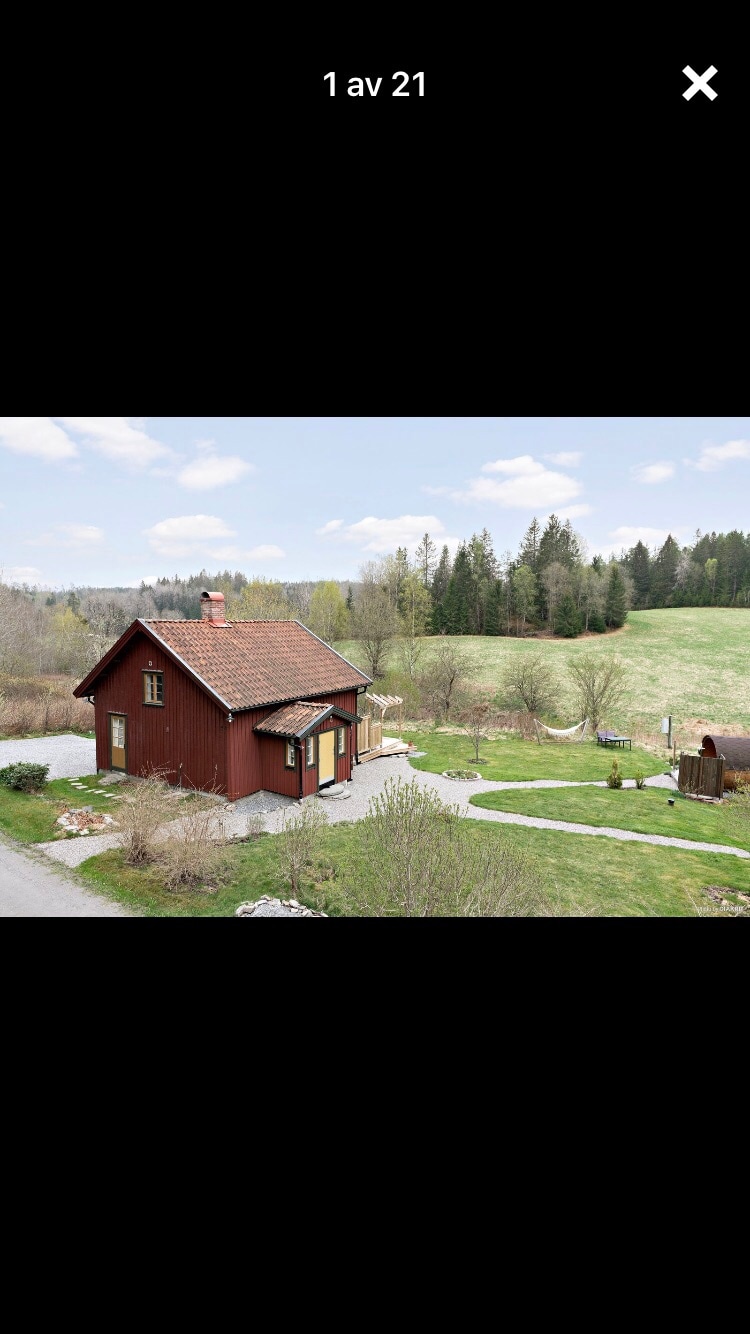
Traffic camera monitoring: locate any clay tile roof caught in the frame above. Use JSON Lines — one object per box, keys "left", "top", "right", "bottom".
{"left": 255, "top": 702, "right": 332, "bottom": 737}
{"left": 142, "top": 619, "right": 371, "bottom": 711}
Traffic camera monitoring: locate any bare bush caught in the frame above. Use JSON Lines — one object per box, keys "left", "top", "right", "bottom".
{"left": 117, "top": 768, "right": 173, "bottom": 865}
{"left": 568, "top": 653, "right": 626, "bottom": 730}
{"left": 245, "top": 813, "right": 265, "bottom": 840}
{"left": 502, "top": 653, "right": 557, "bottom": 715}
{"left": 418, "top": 638, "right": 476, "bottom": 721}
{"left": 344, "top": 776, "right": 544, "bottom": 917}
{"left": 160, "top": 802, "right": 230, "bottom": 889}
{"left": 277, "top": 799, "right": 328, "bottom": 898}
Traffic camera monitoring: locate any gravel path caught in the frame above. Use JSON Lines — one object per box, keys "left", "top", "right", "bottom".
{"left": 0, "top": 734, "right": 96, "bottom": 779}
{"left": 32, "top": 752, "right": 748, "bottom": 866}
{"left": 215, "top": 757, "right": 749, "bottom": 860}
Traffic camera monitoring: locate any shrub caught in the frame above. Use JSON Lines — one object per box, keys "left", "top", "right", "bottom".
{"left": 634, "top": 771, "right": 646, "bottom": 789}
{"left": 568, "top": 653, "right": 626, "bottom": 730}
{"left": 606, "top": 759, "right": 623, "bottom": 789}
{"left": 343, "top": 776, "right": 544, "bottom": 917}
{"left": 277, "top": 798, "right": 329, "bottom": 898}
{"left": 245, "top": 813, "right": 265, "bottom": 841}
{"left": 160, "top": 803, "right": 229, "bottom": 889}
{"left": 117, "top": 767, "right": 173, "bottom": 865}
{"left": 0, "top": 762, "right": 49, "bottom": 792}
{"left": 588, "top": 611, "right": 606, "bottom": 633}
{"left": 502, "top": 653, "right": 557, "bottom": 715}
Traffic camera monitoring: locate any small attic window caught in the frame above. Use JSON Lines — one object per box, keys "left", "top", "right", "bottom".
{"left": 143, "top": 671, "right": 164, "bottom": 705}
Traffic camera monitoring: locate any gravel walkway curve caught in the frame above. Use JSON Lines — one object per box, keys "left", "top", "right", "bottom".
{"left": 31, "top": 752, "right": 748, "bottom": 866}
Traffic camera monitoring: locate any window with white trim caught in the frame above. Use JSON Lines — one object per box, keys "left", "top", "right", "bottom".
{"left": 337, "top": 727, "right": 345, "bottom": 756}
{"left": 306, "top": 736, "right": 316, "bottom": 768}
{"left": 285, "top": 740, "right": 296, "bottom": 769}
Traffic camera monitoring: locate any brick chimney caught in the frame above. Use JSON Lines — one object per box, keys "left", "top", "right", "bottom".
{"left": 200, "top": 590, "right": 229, "bottom": 625}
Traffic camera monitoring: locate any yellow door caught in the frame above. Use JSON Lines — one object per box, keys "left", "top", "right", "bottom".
{"left": 318, "top": 730, "right": 335, "bottom": 787}
{"left": 110, "top": 714, "right": 127, "bottom": 771}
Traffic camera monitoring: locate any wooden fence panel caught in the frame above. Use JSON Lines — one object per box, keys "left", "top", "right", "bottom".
{"left": 678, "top": 753, "right": 725, "bottom": 798}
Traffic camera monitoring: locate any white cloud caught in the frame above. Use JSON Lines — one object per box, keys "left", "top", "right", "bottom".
{"left": 208, "top": 544, "right": 285, "bottom": 561}
{"left": 2, "top": 565, "right": 44, "bottom": 585}
{"left": 26, "top": 523, "right": 105, "bottom": 549}
{"left": 55, "top": 416, "right": 175, "bottom": 468}
{"left": 58, "top": 523, "right": 104, "bottom": 544}
{"left": 544, "top": 451, "right": 583, "bottom": 466}
{"left": 144, "top": 514, "right": 235, "bottom": 558}
{"left": 453, "top": 456, "right": 582, "bottom": 509}
{"left": 631, "top": 462, "right": 675, "bottom": 484}
{"left": 194, "top": 438, "right": 217, "bottom": 453}
{"left": 177, "top": 455, "right": 254, "bottom": 489}
{"left": 480, "top": 455, "right": 545, "bottom": 476}
{"left": 322, "top": 514, "right": 459, "bottom": 555}
{"left": 0, "top": 417, "right": 78, "bottom": 461}
{"left": 684, "top": 439, "right": 750, "bottom": 472}
{"left": 553, "top": 504, "right": 593, "bottom": 520}
{"left": 596, "top": 525, "right": 683, "bottom": 558}
{"left": 316, "top": 519, "right": 344, "bottom": 536}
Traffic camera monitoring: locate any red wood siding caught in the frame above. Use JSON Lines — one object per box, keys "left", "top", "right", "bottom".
{"left": 93, "top": 658, "right": 360, "bottom": 802}
{"left": 92, "top": 630, "right": 228, "bottom": 792}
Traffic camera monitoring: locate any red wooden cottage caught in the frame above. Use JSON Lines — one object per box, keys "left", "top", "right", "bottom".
{"left": 73, "top": 591, "right": 372, "bottom": 800}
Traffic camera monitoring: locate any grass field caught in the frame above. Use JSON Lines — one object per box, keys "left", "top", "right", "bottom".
{"left": 0, "top": 775, "right": 116, "bottom": 843}
{"left": 76, "top": 819, "right": 750, "bottom": 917}
{"left": 401, "top": 730, "right": 665, "bottom": 783}
{"left": 470, "top": 785, "right": 750, "bottom": 852}
{"left": 336, "top": 607, "right": 750, "bottom": 743}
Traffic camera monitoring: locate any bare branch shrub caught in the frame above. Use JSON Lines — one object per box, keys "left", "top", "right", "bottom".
{"left": 568, "top": 653, "right": 626, "bottom": 730}
{"left": 117, "top": 767, "right": 173, "bottom": 865}
{"left": 344, "top": 776, "right": 544, "bottom": 917}
{"left": 502, "top": 653, "right": 557, "bottom": 715}
{"left": 277, "top": 799, "right": 329, "bottom": 898}
{"left": 160, "top": 802, "right": 230, "bottom": 890}
{"left": 418, "top": 638, "right": 476, "bottom": 721}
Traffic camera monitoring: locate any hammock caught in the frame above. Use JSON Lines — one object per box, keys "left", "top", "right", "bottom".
{"left": 533, "top": 718, "right": 589, "bottom": 744}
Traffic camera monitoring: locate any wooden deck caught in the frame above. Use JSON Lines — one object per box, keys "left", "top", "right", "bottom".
{"left": 358, "top": 737, "right": 411, "bottom": 763}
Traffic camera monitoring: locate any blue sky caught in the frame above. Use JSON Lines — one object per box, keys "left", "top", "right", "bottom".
{"left": 1, "top": 416, "right": 748, "bottom": 588}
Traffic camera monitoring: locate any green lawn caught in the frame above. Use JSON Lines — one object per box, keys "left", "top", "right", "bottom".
{"left": 0, "top": 775, "right": 117, "bottom": 843}
{"left": 76, "top": 818, "right": 750, "bottom": 917}
{"left": 401, "top": 730, "right": 664, "bottom": 783}
{"left": 470, "top": 785, "right": 750, "bottom": 851}
{"left": 337, "top": 607, "right": 750, "bottom": 739}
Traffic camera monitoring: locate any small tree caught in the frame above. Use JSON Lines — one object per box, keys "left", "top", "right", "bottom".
{"left": 418, "top": 637, "right": 475, "bottom": 721}
{"left": 308, "top": 580, "right": 349, "bottom": 644}
{"left": 277, "top": 798, "right": 328, "bottom": 899}
{"left": 460, "top": 698, "right": 493, "bottom": 763}
{"left": 351, "top": 564, "right": 401, "bottom": 679}
{"left": 502, "top": 653, "right": 557, "bottom": 715}
{"left": 568, "top": 653, "right": 626, "bottom": 730}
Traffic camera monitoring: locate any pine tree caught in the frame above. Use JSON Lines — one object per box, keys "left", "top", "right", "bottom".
{"left": 554, "top": 593, "right": 582, "bottom": 637}
{"left": 414, "top": 532, "right": 438, "bottom": 587}
{"left": 484, "top": 580, "right": 503, "bottom": 635}
{"left": 346, "top": 584, "right": 354, "bottom": 612}
{"left": 519, "top": 518, "right": 542, "bottom": 573}
{"left": 432, "top": 545, "right": 452, "bottom": 600}
{"left": 651, "top": 535, "right": 680, "bottom": 607}
{"left": 442, "top": 544, "right": 472, "bottom": 634}
{"left": 628, "top": 541, "right": 651, "bottom": 609}
{"left": 605, "top": 564, "right": 629, "bottom": 627}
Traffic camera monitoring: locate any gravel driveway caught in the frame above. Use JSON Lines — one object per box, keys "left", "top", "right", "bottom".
{"left": 0, "top": 734, "right": 97, "bottom": 779}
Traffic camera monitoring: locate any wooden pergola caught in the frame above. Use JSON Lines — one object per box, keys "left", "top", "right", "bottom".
{"left": 365, "top": 692, "right": 404, "bottom": 735}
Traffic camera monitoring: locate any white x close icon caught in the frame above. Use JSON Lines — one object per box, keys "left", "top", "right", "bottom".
{"left": 682, "top": 65, "right": 718, "bottom": 100}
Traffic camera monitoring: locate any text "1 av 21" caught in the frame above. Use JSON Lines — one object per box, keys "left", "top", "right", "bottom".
{"left": 324, "top": 72, "right": 425, "bottom": 96}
